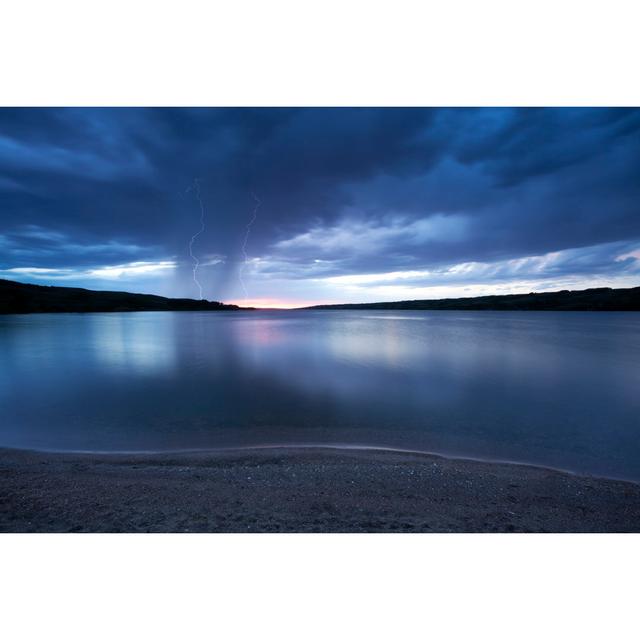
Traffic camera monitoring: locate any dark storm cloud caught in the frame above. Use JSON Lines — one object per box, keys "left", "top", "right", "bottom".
{"left": 0, "top": 107, "right": 639, "bottom": 302}
{"left": 453, "top": 107, "right": 640, "bottom": 186}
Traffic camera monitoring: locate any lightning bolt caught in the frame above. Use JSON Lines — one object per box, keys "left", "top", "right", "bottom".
{"left": 239, "top": 191, "right": 261, "bottom": 300}
{"left": 186, "top": 178, "right": 206, "bottom": 300}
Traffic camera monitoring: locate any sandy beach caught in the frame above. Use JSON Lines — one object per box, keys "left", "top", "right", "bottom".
{"left": 1, "top": 446, "right": 639, "bottom": 533}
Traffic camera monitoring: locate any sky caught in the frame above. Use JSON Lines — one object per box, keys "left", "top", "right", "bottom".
{"left": 1, "top": 107, "right": 639, "bottom": 308}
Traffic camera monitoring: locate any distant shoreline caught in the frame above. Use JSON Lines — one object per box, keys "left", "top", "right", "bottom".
{"left": 302, "top": 285, "right": 640, "bottom": 312}
{"left": 0, "top": 277, "right": 249, "bottom": 314}
{"left": 2, "top": 278, "right": 639, "bottom": 313}
{"left": 2, "top": 446, "right": 639, "bottom": 532}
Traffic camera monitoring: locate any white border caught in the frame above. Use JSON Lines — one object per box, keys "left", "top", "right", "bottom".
{"left": 1, "top": 0, "right": 639, "bottom": 105}
{"left": 1, "top": 534, "right": 638, "bottom": 639}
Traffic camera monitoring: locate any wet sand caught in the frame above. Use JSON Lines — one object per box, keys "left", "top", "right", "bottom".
{"left": 1, "top": 446, "right": 639, "bottom": 532}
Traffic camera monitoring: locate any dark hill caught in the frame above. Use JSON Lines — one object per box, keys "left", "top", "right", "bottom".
{"left": 0, "top": 278, "right": 243, "bottom": 314}
{"left": 304, "top": 286, "right": 640, "bottom": 311}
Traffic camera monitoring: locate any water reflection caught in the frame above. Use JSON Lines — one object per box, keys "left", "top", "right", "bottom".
{"left": 1, "top": 310, "right": 639, "bottom": 480}
{"left": 89, "top": 314, "right": 177, "bottom": 374}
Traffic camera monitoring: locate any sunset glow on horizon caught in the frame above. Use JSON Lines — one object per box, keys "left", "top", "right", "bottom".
{"left": 225, "top": 298, "right": 338, "bottom": 310}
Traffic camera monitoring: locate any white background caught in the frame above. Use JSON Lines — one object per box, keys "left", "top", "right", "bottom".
{"left": 2, "top": 0, "right": 639, "bottom": 106}
{"left": 1, "top": 1, "right": 639, "bottom": 639}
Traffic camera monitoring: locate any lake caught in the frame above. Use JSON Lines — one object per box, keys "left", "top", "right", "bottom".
{"left": 1, "top": 310, "right": 639, "bottom": 480}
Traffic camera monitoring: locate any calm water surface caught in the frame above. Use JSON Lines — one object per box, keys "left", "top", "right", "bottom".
{"left": 1, "top": 310, "right": 639, "bottom": 479}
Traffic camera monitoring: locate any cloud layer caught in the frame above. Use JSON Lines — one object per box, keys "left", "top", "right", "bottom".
{"left": 1, "top": 108, "right": 639, "bottom": 304}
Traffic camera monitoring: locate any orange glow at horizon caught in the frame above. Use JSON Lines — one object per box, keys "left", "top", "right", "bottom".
{"left": 225, "top": 297, "right": 338, "bottom": 309}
